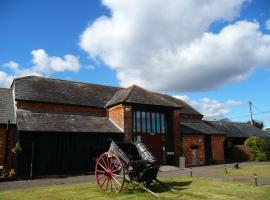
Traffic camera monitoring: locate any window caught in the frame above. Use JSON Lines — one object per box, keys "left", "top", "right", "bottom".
{"left": 151, "top": 113, "right": 156, "bottom": 133}
{"left": 161, "top": 113, "right": 166, "bottom": 133}
{"left": 146, "top": 112, "right": 151, "bottom": 133}
{"left": 132, "top": 111, "right": 167, "bottom": 134}
{"left": 136, "top": 111, "right": 141, "bottom": 132}
{"left": 141, "top": 112, "right": 146, "bottom": 132}
{"left": 156, "top": 113, "right": 160, "bottom": 133}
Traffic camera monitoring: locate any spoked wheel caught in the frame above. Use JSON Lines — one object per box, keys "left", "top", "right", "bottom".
{"left": 95, "top": 152, "right": 125, "bottom": 192}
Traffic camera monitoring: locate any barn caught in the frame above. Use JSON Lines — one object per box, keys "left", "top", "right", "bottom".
{"left": 0, "top": 76, "right": 268, "bottom": 177}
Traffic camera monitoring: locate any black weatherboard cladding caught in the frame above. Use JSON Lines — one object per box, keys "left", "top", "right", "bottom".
{"left": 18, "top": 132, "right": 123, "bottom": 176}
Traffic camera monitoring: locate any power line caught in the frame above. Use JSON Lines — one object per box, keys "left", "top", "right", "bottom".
{"left": 228, "top": 110, "right": 270, "bottom": 120}
{"left": 252, "top": 104, "right": 264, "bottom": 113}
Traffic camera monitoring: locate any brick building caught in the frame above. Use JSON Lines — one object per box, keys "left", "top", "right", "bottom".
{"left": 0, "top": 76, "right": 267, "bottom": 177}
{"left": 0, "top": 89, "right": 16, "bottom": 170}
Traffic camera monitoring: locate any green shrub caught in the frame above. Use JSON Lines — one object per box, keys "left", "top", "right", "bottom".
{"left": 256, "top": 152, "right": 268, "bottom": 161}
{"left": 244, "top": 136, "right": 270, "bottom": 161}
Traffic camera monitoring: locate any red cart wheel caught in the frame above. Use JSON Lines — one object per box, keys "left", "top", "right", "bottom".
{"left": 95, "top": 152, "right": 125, "bottom": 192}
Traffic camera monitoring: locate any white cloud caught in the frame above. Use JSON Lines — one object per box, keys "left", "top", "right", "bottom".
{"left": 31, "top": 49, "right": 80, "bottom": 74}
{"left": 3, "top": 61, "right": 20, "bottom": 71}
{"left": 225, "top": 100, "right": 242, "bottom": 106}
{"left": 174, "top": 95, "right": 242, "bottom": 119}
{"left": 0, "top": 71, "right": 13, "bottom": 88}
{"left": 266, "top": 19, "right": 270, "bottom": 31}
{"left": 0, "top": 49, "right": 81, "bottom": 88}
{"left": 80, "top": 0, "right": 270, "bottom": 92}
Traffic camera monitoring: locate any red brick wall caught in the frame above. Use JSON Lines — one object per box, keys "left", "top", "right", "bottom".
{"left": 107, "top": 104, "right": 132, "bottom": 142}
{"left": 0, "top": 126, "right": 15, "bottom": 169}
{"left": 16, "top": 101, "right": 106, "bottom": 117}
{"left": 172, "top": 111, "right": 203, "bottom": 165}
{"left": 182, "top": 135, "right": 205, "bottom": 166}
{"left": 108, "top": 104, "right": 124, "bottom": 130}
{"left": 211, "top": 135, "right": 225, "bottom": 164}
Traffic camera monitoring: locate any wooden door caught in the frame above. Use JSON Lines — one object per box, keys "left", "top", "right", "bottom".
{"left": 142, "top": 135, "right": 163, "bottom": 164}
{"left": 204, "top": 135, "right": 213, "bottom": 163}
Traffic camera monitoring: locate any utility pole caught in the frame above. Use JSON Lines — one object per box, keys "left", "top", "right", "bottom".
{"left": 249, "top": 101, "right": 254, "bottom": 126}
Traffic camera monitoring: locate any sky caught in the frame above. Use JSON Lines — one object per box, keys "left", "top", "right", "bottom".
{"left": 0, "top": 0, "right": 270, "bottom": 128}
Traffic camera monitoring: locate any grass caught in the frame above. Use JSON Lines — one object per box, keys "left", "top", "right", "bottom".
{"left": 212, "top": 164, "right": 270, "bottom": 179}
{"left": 0, "top": 177, "right": 270, "bottom": 200}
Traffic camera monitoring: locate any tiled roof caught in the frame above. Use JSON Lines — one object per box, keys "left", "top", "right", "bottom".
{"left": 14, "top": 76, "right": 202, "bottom": 116}
{"left": 106, "top": 85, "right": 183, "bottom": 108}
{"left": 158, "top": 94, "right": 202, "bottom": 116}
{"left": 180, "top": 121, "right": 226, "bottom": 135}
{"left": 207, "top": 121, "right": 268, "bottom": 138}
{"left": 17, "top": 110, "right": 123, "bottom": 133}
{"left": 14, "top": 76, "right": 120, "bottom": 108}
{"left": 180, "top": 120, "right": 268, "bottom": 137}
{"left": 0, "top": 88, "right": 15, "bottom": 124}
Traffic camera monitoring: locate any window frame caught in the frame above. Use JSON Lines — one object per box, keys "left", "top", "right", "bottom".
{"left": 132, "top": 110, "right": 167, "bottom": 134}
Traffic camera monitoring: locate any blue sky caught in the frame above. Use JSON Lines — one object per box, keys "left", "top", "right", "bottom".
{"left": 0, "top": 0, "right": 270, "bottom": 128}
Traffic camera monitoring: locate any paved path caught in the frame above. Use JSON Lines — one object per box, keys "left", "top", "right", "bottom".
{"left": 1, "top": 161, "right": 269, "bottom": 191}
{"left": 159, "top": 162, "right": 270, "bottom": 186}
{"left": 194, "top": 162, "right": 270, "bottom": 185}
{"left": 0, "top": 175, "right": 96, "bottom": 191}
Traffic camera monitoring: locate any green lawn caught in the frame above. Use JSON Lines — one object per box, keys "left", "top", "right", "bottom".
{"left": 1, "top": 177, "right": 270, "bottom": 200}
{"left": 212, "top": 164, "right": 270, "bottom": 179}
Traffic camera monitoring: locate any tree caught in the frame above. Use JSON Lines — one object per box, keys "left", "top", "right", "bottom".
{"left": 245, "top": 136, "right": 270, "bottom": 161}
{"left": 247, "top": 120, "right": 264, "bottom": 129}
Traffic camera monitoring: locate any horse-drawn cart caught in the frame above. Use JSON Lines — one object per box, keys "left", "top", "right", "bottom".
{"left": 95, "top": 140, "right": 175, "bottom": 197}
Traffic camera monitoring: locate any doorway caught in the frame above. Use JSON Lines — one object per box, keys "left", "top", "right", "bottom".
{"left": 204, "top": 135, "right": 213, "bottom": 164}
{"left": 134, "top": 134, "right": 163, "bottom": 164}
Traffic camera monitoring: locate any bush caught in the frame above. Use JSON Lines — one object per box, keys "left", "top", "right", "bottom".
{"left": 245, "top": 136, "right": 270, "bottom": 161}
{"left": 229, "top": 145, "right": 251, "bottom": 162}
{"left": 256, "top": 152, "right": 268, "bottom": 161}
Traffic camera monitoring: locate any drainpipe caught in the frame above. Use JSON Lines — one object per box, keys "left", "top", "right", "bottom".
{"left": 4, "top": 120, "right": 10, "bottom": 169}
